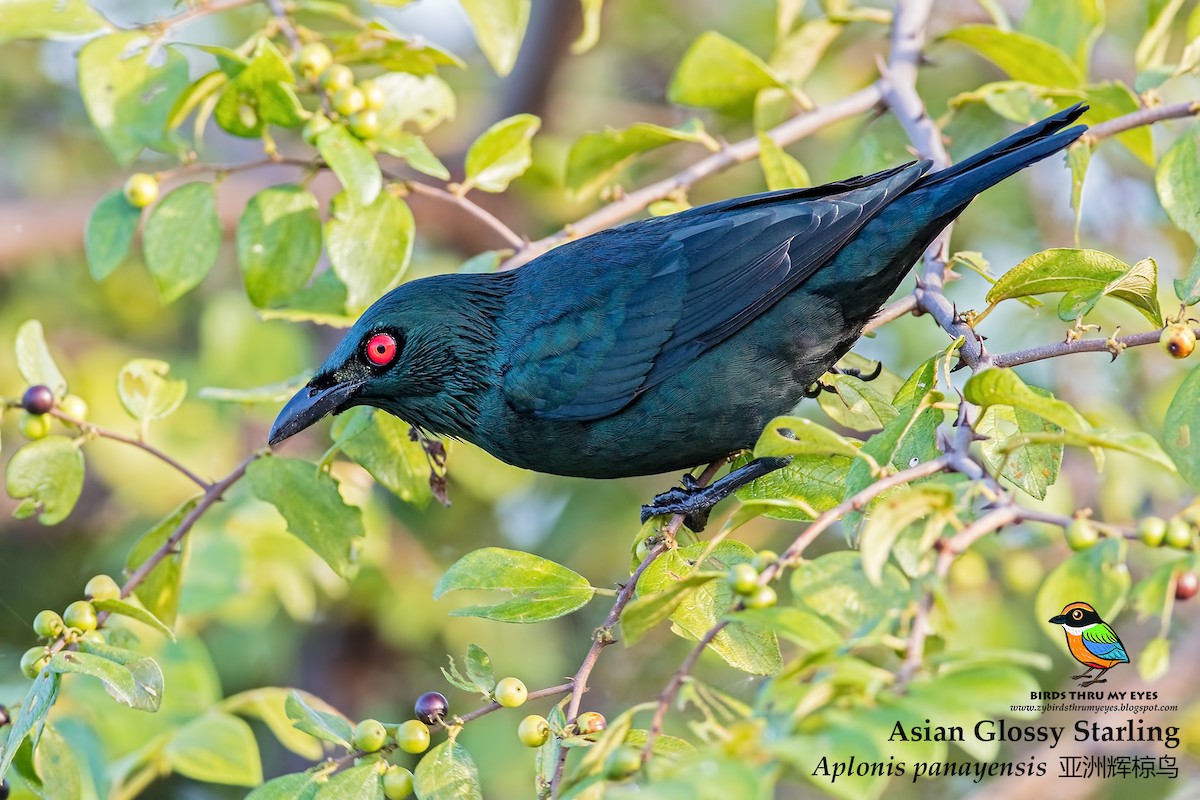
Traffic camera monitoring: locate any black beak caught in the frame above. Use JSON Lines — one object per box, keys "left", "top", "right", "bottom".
{"left": 269, "top": 379, "right": 365, "bottom": 446}
{"left": 1049, "top": 614, "right": 1067, "bottom": 624}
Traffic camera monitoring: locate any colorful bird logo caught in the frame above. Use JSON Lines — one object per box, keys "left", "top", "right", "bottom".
{"left": 1048, "top": 601, "right": 1130, "bottom": 687}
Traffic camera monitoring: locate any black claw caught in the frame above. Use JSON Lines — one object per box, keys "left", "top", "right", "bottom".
{"left": 640, "top": 457, "right": 792, "bottom": 531}
{"left": 834, "top": 361, "right": 884, "bottom": 382}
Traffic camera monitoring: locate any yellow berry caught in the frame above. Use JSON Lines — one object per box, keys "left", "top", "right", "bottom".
{"left": 352, "top": 718, "right": 387, "bottom": 752}
{"left": 63, "top": 600, "right": 98, "bottom": 632}
{"left": 360, "top": 80, "right": 386, "bottom": 110}
{"left": 332, "top": 87, "right": 365, "bottom": 116}
{"left": 396, "top": 719, "right": 430, "bottom": 754}
{"left": 494, "top": 676, "right": 527, "bottom": 708}
{"left": 18, "top": 412, "right": 51, "bottom": 440}
{"left": 518, "top": 714, "right": 550, "bottom": 747}
{"left": 296, "top": 42, "right": 333, "bottom": 79}
{"left": 123, "top": 173, "right": 159, "bottom": 208}
{"left": 320, "top": 64, "right": 354, "bottom": 92}
{"left": 58, "top": 394, "right": 88, "bottom": 422}
{"left": 84, "top": 574, "right": 121, "bottom": 602}
{"left": 1160, "top": 323, "right": 1196, "bottom": 359}
{"left": 383, "top": 766, "right": 414, "bottom": 799}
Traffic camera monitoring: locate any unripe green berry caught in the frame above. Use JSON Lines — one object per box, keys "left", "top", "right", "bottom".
{"left": 85, "top": 574, "right": 121, "bottom": 601}
{"left": 320, "top": 64, "right": 354, "bottom": 92}
{"left": 18, "top": 412, "right": 51, "bottom": 440}
{"left": 349, "top": 110, "right": 379, "bottom": 139}
{"left": 729, "top": 563, "right": 759, "bottom": 596}
{"left": 58, "top": 394, "right": 88, "bottom": 422}
{"left": 332, "top": 87, "right": 365, "bottom": 116}
{"left": 63, "top": 600, "right": 98, "bottom": 632}
{"left": 396, "top": 719, "right": 430, "bottom": 754}
{"left": 744, "top": 584, "right": 777, "bottom": 609}
{"left": 352, "top": 718, "right": 387, "bottom": 752}
{"left": 1065, "top": 519, "right": 1099, "bottom": 551}
{"left": 79, "top": 630, "right": 105, "bottom": 645}
{"left": 20, "top": 647, "right": 48, "bottom": 679}
{"left": 1165, "top": 517, "right": 1194, "bottom": 550}
{"left": 123, "top": 173, "right": 159, "bottom": 208}
{"left": 360, "top": 80, "right": 386, "bottom": 110}
{"left": 605, "top": 745, "right": 642, "bottom": 779}
{"left": 518, "top": 714, "right": 550, "bottom": 747}
{"left": 1138, "top": 516, "right": 1168, "bottom": 548}
{"left": 383, "top": 766, "right": 414, "bottom": 799}
{"left": 752, "top": 549, "right": 779, "bottom": 570}
{"left": 302, "top": 113, "right": 333, "bottom": 145}
{"left": 32, "top": 610, "right": 64, "bottom": 639}
{"left": 494, "top": 676, "right": 527, "bottom": 708}
{"left": 296, "top": 42, "right": 333, "bottom": 79}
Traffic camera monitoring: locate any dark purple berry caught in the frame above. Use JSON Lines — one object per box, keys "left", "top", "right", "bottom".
{"left": 414, "top": 691, "right": 448, "bottom": 724}
{"left": 21, "top": 385, "right": 54, "bottom": 415}
{"left": 0, "top": 705, "right": 8, "bottom": 726}
{"left": 0, "top": 777, "right": 10, "bottom": 799}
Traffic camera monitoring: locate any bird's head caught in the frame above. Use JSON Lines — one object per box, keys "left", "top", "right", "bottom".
{"left": 1049, "top": 601, "right": 1102, "bottom": 627}
{"left": 269, "top": 275, "right": 504, "bottom": 446}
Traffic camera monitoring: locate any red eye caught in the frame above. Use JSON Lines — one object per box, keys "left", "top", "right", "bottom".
{"left": 365, "top": 333, "right": 397, "bottom": 366}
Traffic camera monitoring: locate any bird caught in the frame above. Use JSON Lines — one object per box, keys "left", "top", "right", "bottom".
{"left": 270, "top": 104, "right": 1088, "bottom": 528}
{"left": 1048, "top": 601, "right": 1130, "bottom": 687}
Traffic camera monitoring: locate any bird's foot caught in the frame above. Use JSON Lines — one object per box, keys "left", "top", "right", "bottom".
{"left": 1070, "top": 672, "right": 1093, "bottom": 681}
{"left": 641, "top": 456, "right": 792, "bottom": 532}
{"left": 1079, "top": 677, "right": 1108, "bottom": 688}
{"left": 832, "top": 361, "right": 883, "bottom": 382}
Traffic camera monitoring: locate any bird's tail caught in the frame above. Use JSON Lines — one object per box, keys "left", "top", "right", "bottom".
{"left": 911, "top": 103, "right": 1088, "bottom": 209}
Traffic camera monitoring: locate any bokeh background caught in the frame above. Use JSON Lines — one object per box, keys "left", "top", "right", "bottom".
{"left": 3, "top": 0, "right": 1200, "bottom": 797}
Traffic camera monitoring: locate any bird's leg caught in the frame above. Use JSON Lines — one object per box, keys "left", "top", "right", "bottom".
{"left": 641, "top": 456, "right": 792, "bottom": 532}
{"left": 1079, "top": 669, "right": 1110, "bottom": 688}
{"left": 831, "top": 361, "right": 883, "bottom": 382}
{"left": 1070, "top": 668, "right": 1094, "bottom": 681}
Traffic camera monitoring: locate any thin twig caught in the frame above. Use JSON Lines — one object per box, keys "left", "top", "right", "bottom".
{"left": 50, "top": 409, "right": 212, "bottom": 491}
{"left": 501, "top": 85, "right": 886, "bottom": 270}
{"left": 643, "top": 620, "right": 728, "bottom": 757}
{"left": 549, "top": 458, "right": 727, "bottom": 798}
{"left": 154, "top": 0, "right": 258, "bottom": 32}
{"left": 405, "top": 182, "right": 525, "bottom": 250}
{"left": 264, "top": 0, "right": 300, "bottom": 49}
{"left": 1085, "top": 100, "right": 1200, "bottom": 143}
{"left": 991, "top": 326, "right": 1195, "bottom": 369}
{"left": 117, "top": 451, "right": 260, "bottom": 605}
{"left": 453, "top": 682, "right": 575, "bottom": 726}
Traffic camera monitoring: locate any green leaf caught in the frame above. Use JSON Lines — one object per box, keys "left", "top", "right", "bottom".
{"left": 375, "top": 132, "right": 450, "bottom": 180}
{"left": 1018, "top": 0, "right": 1103, "bottom": 71}
{"left": 573, "top": 0, "right": 603, "bottom": 54}
{"left": 246, "top": 772, "right": 323, "bottom": 800}
{"left": 757, "top": 133, "right": 810, "bottom": 190}
{"left": 964, "top": 369, "right": 1088, "bottom": 432}
{"left": 986, "top": 248, "right": 1161, "bottom": 325}
{"left": 458, "top": 251, "right": 502, "bottom": 273}
{"left": 49, "top": 646, "right": 163, "bottom": 711}
{"left": 314, "top": 762, "right": 384, "bottom": 800}
{"left": 462, "top": 113, "right": 540, "bottom": 193}
{"left": 976, "top": 396, "right": 1064, "bottom": 500}
{"left": 1037, "top": 538, "right": 1130, "bottom": 651}
{"left": 414, "top": 741, "right": 482, "bottom": 800}
{"left": 261, "top": 270, "right": 355, "bottom": 328}
{"left": 24, "top": 724, "right": 83, "bottom": 800}
{"left": 1165, "top": 363, "right": 1200, "bottom": 490}
{"left": 6, "top": 437, "right": 84, "bottom": 526}
{"left": 143, "top": 182, "right": 222, "bottom": 303}
{"left": 325, "top": 190, "right": 414, "bottom": 314}
{"left": 0, "top": 669, "right": 61, "bottom": 779}
{"left": 735, "top": 452, "right": 853, "bottom": 522}
{"left": 374, "top": 72, "right": 456, "bottom": 135}
{"left": 941, "top": 26, "right": 1083, "bottom": 88}
{"left": 1068, "top": 140, "right": 1090, "bottom": 241}
{"left": 246, "top": 457, "right": 366, "bottom": 578}
{"left": 167, "top": 69, "right": 229, "bottom": 131}
{"left": 214, "top": 38, "right": 303, "bottom": 138}
{"left": 669, "top": 31, "right": 789, "bottom": 114}
{"left": 753, "top": 415, "right": 863, "bottom": 460}
{"left": 1139, "top": 636, "right": 1170, "bottom": 682}
{"left": 317, "top": 124, "right": 382, "bottom": 208}
{"left": 1157, "top": 125, "right": 1200, "bottom": 244}
{"left": 639, "top": 541, "right": 781, "bottom": 674}
{"left": 770, "top": 17, "right": 844, "bottom": 86}
{"left": 1083, "top": 82, "right": 1153, "bottom": 166}
{"left": 78, "top": 33, "right": 189, "bottom": 165}
{"left": 221, "top": 688, "right": 326, "bottom": 760}
{"left": 85, "top": 189, "right": 141, "bottom": 281}
{"left": 1174, "top": 248, "right": 1200, "bottom": 306}
{"left": 465, "top": 644, "right": 495, "bottom": 695}
{"left": 817, "top": 374, "right": 899, "bottom": 432}
{"left": 91, "top": 598, "right": 175, "bottom": 641}
{"left": 165, "top": 711, "right": 263, "bottom": 787}
{"left": 284, "top": 690, "right": 354, "bottom": 749}
{"left": 237, "top": 185, "right": 322, "bottom": 308}
{"left": 791, "top": 551, "right": 911, "bottom": 632}
{"left": 621, "top": 574, "right": 722, "bottom": 645}
{"left": 841, "top": 400, "right": 944, "bottom": 527}
{"left": 125, "top": 498, "right": 197, "bottom": 627}
{"left": 117, "top": 358, "right": 187, "bottom": 423}
{"left": 0, "top": 0, "right": 108, "bottom": 42}
{"left": 330, "top": 408, "right": 432, "bottom": 509}
{"left": 734, "top": 606, "right": 842, "bottom": 651}
{"left": 434, "top": 548, "right": 595, "bottom": 623}
{"left": 565, "top": 120, "right": 709, "bottom": 200}
{"left": 459, "top": 0, "right": 529, "bottom": 76}
{"left": 15, "top": 319, "right": 67, "bottom": 397}
{"left": 859, "top": 485, "right": 955, "bottom": 585}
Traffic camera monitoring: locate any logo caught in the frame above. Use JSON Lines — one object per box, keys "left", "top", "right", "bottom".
{"left": 1048, "top": 601, "right": 1131, "bottom": 687}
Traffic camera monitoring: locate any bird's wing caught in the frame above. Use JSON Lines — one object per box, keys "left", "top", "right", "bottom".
{"left": 502, "top": 161, "right": 930, "bottom": 421}
{"left": 1082, "top": 623, "right": 1130, "bottom": 662}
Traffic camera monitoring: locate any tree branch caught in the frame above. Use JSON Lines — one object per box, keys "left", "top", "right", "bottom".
{"left": 405, "top": 182, "right": 525, "bottom": 251}
{"left": 1085, "top": 100, "right": 1200, "bottom": 143}
{"left": 991, "top": 325, "right": 1196, "bottom": 369}
{"left": 263, "top": 0, "right": 300, "bottom": 49}
{"left": 453, "top": 682, "right": 575, "bottom": 726}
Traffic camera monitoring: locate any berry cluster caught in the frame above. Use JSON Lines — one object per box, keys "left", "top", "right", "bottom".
{"left": 297, "top": 44, "right": 386, "bottom": 144}
{"left": 14, "top": 384, "right": 87, "bottom": 441}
